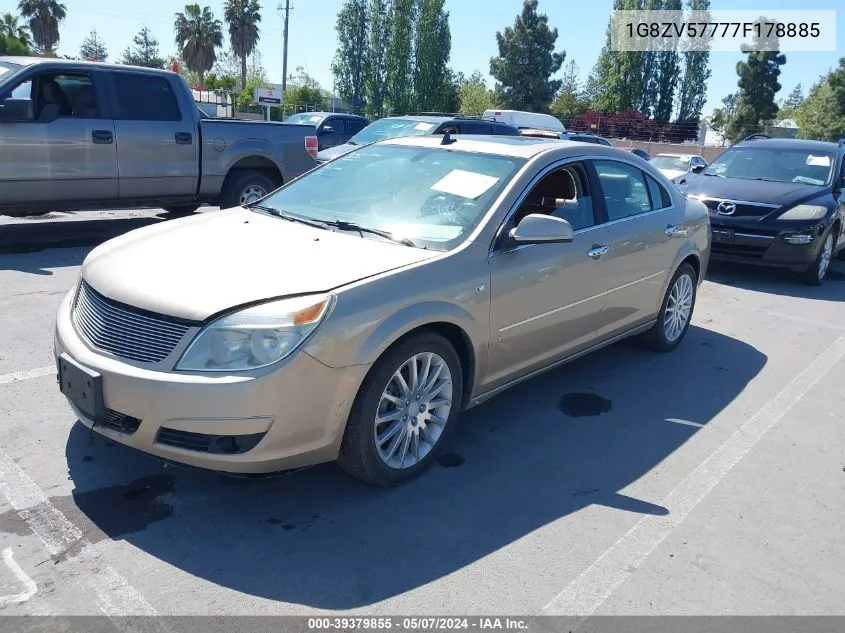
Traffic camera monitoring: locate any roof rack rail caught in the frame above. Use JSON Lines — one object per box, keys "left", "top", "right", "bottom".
{"left": 742, "top": 133, "right": 772, "bottom": 141}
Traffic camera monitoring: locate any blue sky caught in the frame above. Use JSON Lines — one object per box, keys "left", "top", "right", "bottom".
{"left": 3, "top": 0, "right": 843, "bottom": 115}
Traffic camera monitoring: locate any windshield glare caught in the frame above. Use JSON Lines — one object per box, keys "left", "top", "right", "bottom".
{"left": 349, "top": 118, "right": 438, "bottom": 144}
{"left": 286, "top": 113, "right": 324, "bottom": 125}
{"left": 703, "top": 147, "right": 835, "bottom": 186}
{"left": 0, "top": 62, "right": 22, "bottom": 78}
{"left": 258, "top": 145, "right": 524, "bottom": 250}
{"left": 651, "top": 155, "right": 691, "bottom": 171}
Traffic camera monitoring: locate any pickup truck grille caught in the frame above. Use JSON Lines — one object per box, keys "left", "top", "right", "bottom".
{"left": 73, "top": 280, "right": 194, "bottom": 363}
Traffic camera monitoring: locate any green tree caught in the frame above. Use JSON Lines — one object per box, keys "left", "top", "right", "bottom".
{"left": 285, "top": 66, "right": 327, "bottom": 107}
{"left": 332, "top": 0, "right": 368, "bottom": 113}
{"left": 591, "top": 0, "right": 643, "bottom": 114}
{"left": 675, "top": 0, "right": 712, "bottom": 122}
{"left": 204, "top": 72, "right": 238, "bottom": 93}
{"left": 2, "top": 12, "right": 31, "bottom": 47}
{"left": 831, "top": 58, "right": 845, "bottom": 114}
{"left": 224, "top": 0, "right": 261, "bottom": 90}
{"left": 79, "top": 28, "right": 107, "bottom": 61}
{"left": 489, "top": 0, "right": 565, "bottom": 112}
{"left": 459, "top": 70, "right": 493, "bottom": 116}
{"left": 121, "top": 26, "right": 165, "bottom": 68}
{"left": 551, "top": 59, "right": 589, "bottom": 120}
{"left": 708, "top": 93, "right": 737, "bottom": 146}
{"left": 0, "top": 32, "right": 31, "bottom": 56}
{"left": 725, "top": 17, "right": 786, "bottom": 142}
{"left": 17, "top": 0, "right": 65, "bottom": 55}
{"left": 651, "top": 0, "right": 682, "bottom": 122}
{"left": 385, "top": 0, "right": 416, "bottom": 114}
{"left": 413, "top": 0, "right": 451, "bottom": 112}
{"left": 174, "top": 4, "right": 224, "bottom": 85}
{"left": 364, "top": 0, "right": 389, "bottom": 118}
{"left": 794, "top": 81, "right": 845, "bottom": 142}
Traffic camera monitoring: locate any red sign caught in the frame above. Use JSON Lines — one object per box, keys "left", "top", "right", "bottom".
{"left": 171, "top": 60, "right": 180, "bottom": 73}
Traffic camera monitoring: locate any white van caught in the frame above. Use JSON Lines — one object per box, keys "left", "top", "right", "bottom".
{"left": 482, "top": 109, "right": 566, "bottom": 133}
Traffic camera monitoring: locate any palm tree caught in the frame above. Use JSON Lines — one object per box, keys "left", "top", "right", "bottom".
{"left": 17, "top": 0, "right": 65, "bottom": 55}
{"left": 174, "top": 4, "right": 223, "bottom": 86}
{"left": 2, "top": 12, "right": 32, "bottom": 47}
{"left": 224, "top": 0, "right": 261, "bottom": 90}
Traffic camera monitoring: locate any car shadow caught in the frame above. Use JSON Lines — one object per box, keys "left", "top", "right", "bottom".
{"left": 0, "top": 246, "right": 91, "bottom": 275}
{"left": 62, "top": 325, "right": 766, "bottom": 609}
{"left": 706, "top": 259, "right": 845, "bottom": 300}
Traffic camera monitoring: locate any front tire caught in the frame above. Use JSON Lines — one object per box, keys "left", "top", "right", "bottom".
{"left": 219, "top": 170, "right": 277, "bottom": 209}
{"left": 801, "top": 230, "right": 835, "bottom": 286}
{"left": 641, "top": 262, "right": 698, "bottom": 352}
{"left": 337, "top": 332, "right": 464, "bottom": 487}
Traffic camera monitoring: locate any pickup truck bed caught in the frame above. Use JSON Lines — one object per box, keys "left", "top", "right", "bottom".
{"left": 0, "top": 57, "right": 319, "bottom": 216}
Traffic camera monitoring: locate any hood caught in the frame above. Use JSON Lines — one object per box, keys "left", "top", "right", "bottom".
{"left": 81, "top": 207, "right": 436, "bottom": 322}
{"left": 676, "top": 173, "right": 828, "bottom": 207}
{"left": 317, "top": 142, "right": 357, "bottom": 162}
{"left": 658, "top": 168, "right": 687, "bottom": 181}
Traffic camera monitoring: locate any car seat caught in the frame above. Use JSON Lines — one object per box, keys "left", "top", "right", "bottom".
{"left": 38, "top": 79, "right": 73, "bottom": 121}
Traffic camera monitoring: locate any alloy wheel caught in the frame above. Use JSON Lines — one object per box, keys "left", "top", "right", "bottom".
{"left": 663, "top": 273, "right": 694, "bottom": 342}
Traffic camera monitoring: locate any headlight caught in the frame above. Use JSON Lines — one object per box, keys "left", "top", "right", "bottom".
{"left": 778, "top": 204, "right": 827, "bottom": 221}
{"left": 175, "top": 294, "right": 333, "bottom": 372}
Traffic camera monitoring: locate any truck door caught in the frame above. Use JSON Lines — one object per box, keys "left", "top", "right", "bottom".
{"left": 109, "top": 71, "right": 199, "bottom": 201}
{"left": 0, "top": 68, "right": 118, "bottom": 207}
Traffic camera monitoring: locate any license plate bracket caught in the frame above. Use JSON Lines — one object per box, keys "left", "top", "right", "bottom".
{"left": 712, "top": 228, "right": 735, "bottom": 244}
{"left": 58, "top": 353, "right": 106, "bottom": 423}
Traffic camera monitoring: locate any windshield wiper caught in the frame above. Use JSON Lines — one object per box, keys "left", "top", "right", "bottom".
{"left": 324, "top": 220, "right": 419, "bottom": 248}
{"left": 250, "top": 205, "right": 329, "bottom": 230}
{"left": 702, "top": 172, "right": 724, "bottom": 177}
{"left": 752, "top": 177, "right": 782, "bottom": 182}
{"left": 347, "top": 140, "right": 358, "bottom": 146}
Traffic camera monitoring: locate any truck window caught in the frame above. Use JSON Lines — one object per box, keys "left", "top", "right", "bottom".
{"left": 4, "top": 72, "right": 100, "bottom": 120}
{"left": 113, "top": 73, "right": 181, "bottom": 122}
{"left": 347, "top": 118, "right": 367, "bottom": 135}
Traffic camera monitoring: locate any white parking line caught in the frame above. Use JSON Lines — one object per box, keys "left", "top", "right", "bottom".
{"left": 541, "top": 333, "right": 845, "bottom": 618}
{"left": 0, "top": 450, "right": 157, "bottom": 617}
{"left": 0, "top": 366, "right": 55, "bottom": 386}
{"left": 0, "top": 548, "right": 38, "bottom": 607}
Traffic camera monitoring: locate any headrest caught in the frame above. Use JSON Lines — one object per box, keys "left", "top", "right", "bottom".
{"left": 598, "top": 173, "right": 632, "bottom": 200}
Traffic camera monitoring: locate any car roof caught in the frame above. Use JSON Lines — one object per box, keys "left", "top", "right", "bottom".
{"left": 377, "top": 134, "right": 623, "bottom": 159}
{"left": 733, "top": 137, "right": 841, "bottom": 152}
{"left": 0, "top": 56, "right": 176, "bottom": 76}
{"left": 294, "top": 111, "right": 367, "bottom": 119}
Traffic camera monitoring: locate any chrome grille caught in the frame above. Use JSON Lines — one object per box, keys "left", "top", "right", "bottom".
{"left": 73, "top": 280, "right": 194, "bottom": 363}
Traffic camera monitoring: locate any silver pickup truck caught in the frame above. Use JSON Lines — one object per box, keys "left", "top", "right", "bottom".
{"left": 0, "top": 57, "right": 319, "bottom": 215}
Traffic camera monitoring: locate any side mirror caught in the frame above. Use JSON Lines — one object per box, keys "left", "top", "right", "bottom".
{"left": 509, "top": 213, "right": 574, "bottom": 244}
{"left": 0, "top": 98, "right": 35, "bottom": 122}
{"left": 691, "top": 164, "right": 705, "bottom": 173}
{"left": 321, "top": 125, "right": 334, "bottom": 135}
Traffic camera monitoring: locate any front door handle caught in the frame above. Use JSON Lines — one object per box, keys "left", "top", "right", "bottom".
{"left": 665, "top": 224, "right": 688, "bottom": 237}
{"left": 586, "top": 245, "right": 609, "bottom": 259}
{"left": 91, "top": 130, "right": 113, "bottom": 144}
{"left": 175, "top": 132, "right": 193, "bottom": 145}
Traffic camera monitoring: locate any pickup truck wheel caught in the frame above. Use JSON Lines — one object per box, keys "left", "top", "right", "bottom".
{"left": 220, "top": 171, "right": 277, "bottom": 209}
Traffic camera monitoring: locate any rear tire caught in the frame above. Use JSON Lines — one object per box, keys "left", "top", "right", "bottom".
{"left": 641, "top": 263, "right": 697, "bottom": 352}
{"left": 219, "top": 170, "right": 277, "bottom": 209}
{"left": 337, "top": 332, "right": 464, "bottom": 487}
{"left": 802, "top": 230, "right": 835, "bottom": 286}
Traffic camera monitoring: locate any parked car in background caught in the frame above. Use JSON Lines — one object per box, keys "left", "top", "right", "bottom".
{"left": 675, "top": 135, "right": 845, "bottom": 285}
{"left": 483, "top": 109, "right": 565, "bottom": 133}
{"left": 519, "top": 128, "right": 612, "bottom": 146}
{"left": 316, "top": 114, "right": 519, "bottom": 163}
{"left": 285, "top": 111, "right": 370, "bottom": 151}
{"left": 55, "top": 134, "right": 709, "bottom": 486}
{"left": 0, "top": 57, "right": 318, "bottom": 215}
{"left": 650, "top": 153, "right": 708, "bottom": 181}
{"left": 621, "top": 147, "right": 651, "bottom": 161}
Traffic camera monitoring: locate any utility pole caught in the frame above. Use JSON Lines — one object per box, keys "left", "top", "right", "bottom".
{"left": 278, "top": 1, "right": 292, "bottom": 98}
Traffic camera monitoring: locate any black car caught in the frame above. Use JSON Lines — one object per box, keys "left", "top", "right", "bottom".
{"left": 675, "top": 136, "right": 845, "bottom": 285}
{"left": 317, "top": 115, "right": 520, "bottom": 162}
{"left": 519, "top": 128, "right": 613, "bottom": 146}
{"left": 286, "top": 111, "right": 370, "bottom": 151}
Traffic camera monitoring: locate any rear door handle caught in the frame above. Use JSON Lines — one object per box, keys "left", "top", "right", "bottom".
{"left": 665, "top": 224, "right": 688, "bottom": 237}
{"left": 586, "top": 245, "right": 609, "bottom": 259}
{"left": 175, "top": 132, "right": 193, "bottom": 145}
{"left": 91, "top": 130, "right": 113, "bottom": 144}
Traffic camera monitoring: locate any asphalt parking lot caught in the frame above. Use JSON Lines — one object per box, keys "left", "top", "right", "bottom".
{"left": 0, "top": 210, "right": 844, "bottom": 618}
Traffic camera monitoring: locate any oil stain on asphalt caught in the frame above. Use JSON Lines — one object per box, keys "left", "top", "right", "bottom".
{"left": 559, "top": 392, "right": 613, "bottom": 417}
{"left": 51, "top": 474, "right": 175, "bottom": 543}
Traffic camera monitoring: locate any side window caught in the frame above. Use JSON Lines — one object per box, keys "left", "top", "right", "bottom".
{"left": 326, "top": 118, "right": 345, "bottom": 135}
{"left": 645, "top": 173, "right": 670, "bottom": 209}
{"left": 593, "top": 160, "right": 653, "bottom": 221}
{"left": 458, "top": 121, "right": 492, "bottom": 134}
{"left": 13, "top": 72, "right": 100, "bottom": 121}
{"left": 512, "top": 163, "right": 596, "bottom": 232}
{"left": 113, "top": 73, "right": 181, "bottom": 121}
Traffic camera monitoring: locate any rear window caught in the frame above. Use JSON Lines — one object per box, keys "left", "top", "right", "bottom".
{"left": 287, "top": 112, "right": 325, "bottom": 125}
{"left": 113, "top": 73, "right": 181, "bottom": 121}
